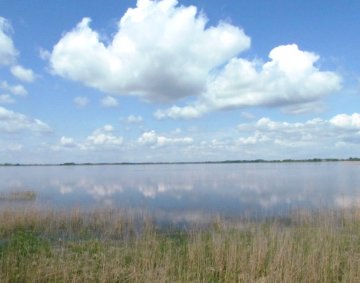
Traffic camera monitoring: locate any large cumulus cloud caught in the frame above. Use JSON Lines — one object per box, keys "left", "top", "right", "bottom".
{"left": 49, "top": 0, "right": 341, "bottom": 118}
{"left": 155, "top": 44, "right": 341, "bottom": 118}
{"left": 49, "top": 0, "right": 249, "bottom": 102}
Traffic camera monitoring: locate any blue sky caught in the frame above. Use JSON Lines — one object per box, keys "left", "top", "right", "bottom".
{"left": 0, "top": 0, "right": 360, "bottom": 163}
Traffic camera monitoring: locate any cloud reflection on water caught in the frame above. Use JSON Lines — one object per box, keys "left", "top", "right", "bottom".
{"left": 1, "top": 163, "right": 360, "bottom": 223}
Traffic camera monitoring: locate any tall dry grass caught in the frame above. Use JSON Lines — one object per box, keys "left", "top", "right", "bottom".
{"left": 1, "top": 208, "right": 360, "bottom": 282}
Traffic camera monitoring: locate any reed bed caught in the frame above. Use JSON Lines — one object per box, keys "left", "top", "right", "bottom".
{"left": 1, "top": 208, "right": 360, "bottom": 282}
{"left": 0, "top": 190, "right": 36, "bottom": 201}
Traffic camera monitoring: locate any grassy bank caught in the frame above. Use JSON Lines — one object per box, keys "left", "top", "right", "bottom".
{"left": 1, "top": 208, "right": 360, "bottom": 282}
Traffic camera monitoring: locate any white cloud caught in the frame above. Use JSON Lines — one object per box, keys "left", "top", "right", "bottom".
{"left": 0, "top": 94, "right": 15, "bottom": 104}
{"left": 53, "top": 125, "right": 124, "bottom": 152}
{"left": 172, "top": 128, "right": 182, "bottom": 134}
{"left": 125, "top": 114, "right": 143, "bottom": 123}
{"left": 49, "top": 113, "right": 360, "bottom": 161}
{"left": 10, "top": 65, "right": 36, "bottom": 82}
{"left": 156, "top": 44, "right": 341, "bottom": 119}
{"left": 240, "top": 112, "right": 256, "bottom": 120}
{"left": 0, "top": 106, "right": 52, "bottom": 133}
{"left": 281, "top": 101, "right": 326, "bottom": 115}
{"left": 101, "top": 96, "right": 119, "bottom": 107}
{"left": 0, "top": 142, "right": 23, "bottom": 152}
{"left": 138, "top": 130, "right": 193, "bottom": 147}
{"left": 0, "top": 18, "right": 35, "bottom": 86}
{"left": 60, "top": 136, "right": 76, "bottom": 147}
{"left": 237, "top": 114, "right": 360, "bottom": 151}
{"left": 239, "top": 117, "right": 327, "bottom": 138}
{"left": 138, "top": 130, "right": 157, "bottom": 145}
{"left": 49, "top": 0, "right": 250, "bottom": 102}
{"left": 103, "top": 124, "right": 114, "bottom": 132}
{"left": 39, "top": 48, "right": 51, "bottom": 60}
{"left": 87, "top": 125, "right": 123, "bottom": 146}
{"left": 0, "top": 17, "right": 17, "bottom": 66}
{"left": 73, "top": 96, "right": 89, "bottom": 108}
{"left": 154, "top": 104, "right": 207, "bottom": 119}
{"left": 238, "top": 132, "right": 269, "bottom": 145}
{"left": 7, "top": 143, "right": 23, "bottom": 151}
{"left": 48, "top": 1, "right": 341, "bottom": 118}
{"left": 169, "top": 113, "right": 360, "bottom": 161}
{"left": 0, "top": 81, "right": 27, "bottom": 96}
{"left": 330, "top": 113, "right": 360, "bottom": 130}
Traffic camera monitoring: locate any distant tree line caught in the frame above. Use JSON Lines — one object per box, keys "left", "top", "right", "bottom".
{"left": 1, "top": 157, "right": 360, "bottom": 166}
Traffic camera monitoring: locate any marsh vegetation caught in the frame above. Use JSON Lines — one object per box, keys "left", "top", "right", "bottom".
{"left": 0, "top": 191, "right": 36, "bottom": 201}
{"left": 1, "top": 208, "right": 360, "bottom": 282}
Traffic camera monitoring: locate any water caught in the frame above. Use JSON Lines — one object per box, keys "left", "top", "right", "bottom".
{"left": 1, "top": 162, "right": 360, "bottom": 224}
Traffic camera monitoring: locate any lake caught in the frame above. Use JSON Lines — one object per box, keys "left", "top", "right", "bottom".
{"left": 1, "top": 162, "right": 360, "bottom": 224}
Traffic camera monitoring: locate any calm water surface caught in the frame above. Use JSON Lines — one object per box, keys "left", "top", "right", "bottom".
{"left": 1, "top": 162, "right": 360, "bottom": 223}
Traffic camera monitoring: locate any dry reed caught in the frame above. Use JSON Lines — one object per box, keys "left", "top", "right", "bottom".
{"left": 1, "top": 207, "right": 360, "bottom": 282}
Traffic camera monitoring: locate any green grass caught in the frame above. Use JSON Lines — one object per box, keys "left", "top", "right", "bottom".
{"left": 1, "top": 208, "right": 360, "bottom": 282}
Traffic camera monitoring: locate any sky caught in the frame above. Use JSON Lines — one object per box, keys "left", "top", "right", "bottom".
{"left": 0, "top": 0, "right": 360, "bottom": 163}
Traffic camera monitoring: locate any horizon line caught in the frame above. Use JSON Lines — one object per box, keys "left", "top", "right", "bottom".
{"left": 1, "top": 157, "right": 360, "bottom": 166}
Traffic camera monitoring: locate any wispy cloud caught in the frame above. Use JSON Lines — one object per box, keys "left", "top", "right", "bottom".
{"left": 0, "top": 17, "right": 17, "bottom": 66}
{"left": 0, "top": 17, "right": 36, "bottom": 83}
{"left": 124, "top": 115, "right": 143, "bottom": 124}
{"left": 0, "top": 106, "right": 52, "bottom": 133}
{"left": 10, "top": 65, "right": 36, "bottom": 82}
{"left": 0, "top": 81, "right": 27, "bottom": 96}
{"left": 101, "top": 96, "right": 119, "bottom": 108}
{"left": 138, "top": 130, "right": 193, "bottom": 148}
{"left": 0, "top": 94, "right": 15, "bottom": 104}
{"left": 73, "top": 96, "right": 89, "bottom": 108}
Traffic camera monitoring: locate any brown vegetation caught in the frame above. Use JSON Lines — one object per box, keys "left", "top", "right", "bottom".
{"left": 0, "top": 191, "right": 36, "bottom": 201}
{"left": 1, "top": 208, "right": 360, "bottom": 282}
